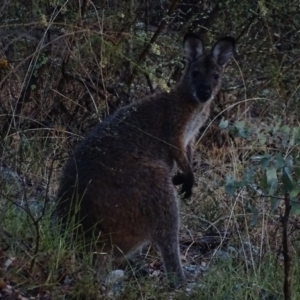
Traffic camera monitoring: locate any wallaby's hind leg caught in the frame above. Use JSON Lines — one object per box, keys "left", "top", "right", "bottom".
{"left": 156, "top": 233, "right": 185, "bottom": 288}
{"left": 151, "top": 185, "right": 185, "bottom": 288}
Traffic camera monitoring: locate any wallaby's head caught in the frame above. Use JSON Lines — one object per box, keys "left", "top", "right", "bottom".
{"left": 181, "top": 32, "right": 235, "bottom": 103}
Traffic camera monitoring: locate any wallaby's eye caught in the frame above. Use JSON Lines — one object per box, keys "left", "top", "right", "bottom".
{"left": 213, "top": 74, "right": 220, "bottom": 80}
{"left": 192, "top": 71, "right": 200, "bottom": 78}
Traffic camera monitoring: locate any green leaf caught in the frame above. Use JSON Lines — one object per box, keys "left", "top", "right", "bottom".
{"left": 289, "top": 127, "right": 300, "bottom": 146}
{"left": 282, "top": 166, "right": 293, "bottom": 189}
{"left": 285, "top": 155, "right": 293, "bottom": 168}
{"left": 238, "top": 127, "right": 249, "bottom": 139}
{"left": 258, "top": 133, "right": 266, "bottom": 145}
{"left": 274, "top": 153, "right": 285, "bottom": 169}
{"left": 243, "top": 168, "right": 255, "bottom": 184}
{"left": 272, "top": 121, "right": 281, "bottom": 133}
{"left": 266, "top": 167, "right": 278, "bottom": 196}
{"left": 219, "top": 118, "right": 229, "bottom": 129}
{"left": 270, "top": 197, "right": 281, "bottom": 210}
{"left": 225, "top": 175, "right": 235, "bottom": 196}
{"left": 235, "top": 120, "right": 245, "bottom": 129}
{"left": 233, "top": 120, "right": 249, "bottom": 139}
{"left": 260, "top": 172, "right": 268, "bottom": 194}
{"left": 290, "top": 187, "right": 299, "bottom": 198}
{"left": 247, "top": 204, "right": 258, "bottom": 226}
{"left": 282, "top": 167, "right": 299, "bottom": 197}
{"left": 279, "top": 125, "right": 291, "bottom": 147}
{"left": 295, "top": 166, "right": 300, "bottom": 178}
{"left": 294, "top": 157, "right": 300, "bottom": 177}
{"left": 238, "top": 180, "right": 248, "bottom": 188}
{"left": 260, "top": 155, "right": 272, "bottom": 171}
{"left": 290, "top": 201, "right": 300, "bottom": 215}
{"left": 292, "top": 127, "right": 300, "bottom": 145}
{"left": 280, "top": 125, "right": 290, "bottom": 134}
{"left": 282, "top": 167, "right": 294, "bottom": 192}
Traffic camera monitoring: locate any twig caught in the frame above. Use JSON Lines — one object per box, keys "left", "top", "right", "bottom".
{"left": 62, "top": 62, "right": 105, "bottom": 99}
{"left": 80, "top": 0, "right": 88, "bottom": 18}
{"left": 282, "top": 192, "right": 291, "bottom": 300}
{"left": 198, "top": 1, "right": 221, "bottom": 35}
{"left": 28, "top": 157, "right": 54, "bottom": 272}
{"left": 144, "top": 73, "right": 154, "bottom": 93}
{"left": 0, "top": 0, "right": 9, "bottom": 18}
{"left": 2, "top": 64, "right": 37, "bottom": 137}
{"left": 235, "top": 12, "right": 259, "bottom": 42}
{"left": 127, "top": 0, "right": 180, "bottom": 87}
{"left": 248, "top": 55, "right": 300, "bottom": 98}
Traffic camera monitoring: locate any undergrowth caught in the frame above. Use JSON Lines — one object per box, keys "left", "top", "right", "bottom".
{"left": 1, "top": 0, "right": 300, "bottom": 299}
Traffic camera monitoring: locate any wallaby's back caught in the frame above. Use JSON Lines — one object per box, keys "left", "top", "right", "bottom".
{"left": 56, "top": 33, "right": 235, "bottom": 288}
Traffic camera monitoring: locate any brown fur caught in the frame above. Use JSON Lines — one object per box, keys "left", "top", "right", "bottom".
{"left": 56, "top": 33, "right": 235, "bottom": 288}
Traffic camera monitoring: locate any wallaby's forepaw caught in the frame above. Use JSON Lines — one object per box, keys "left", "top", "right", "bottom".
{"left": 172, "top": 172, "right": 193, "bottom": 198}
{"left": 172, "top": 172, "right": 185, "bottom": 185}
{"left": 179, "top": 172, "right": 194, "bottom": 199}
{"left": 180, "top": 185, "right": 192, "bottom": 199}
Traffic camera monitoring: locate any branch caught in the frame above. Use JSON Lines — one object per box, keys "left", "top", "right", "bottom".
{"left": 249, "top": 55, "right": 300, "bottom": 98}
{"left": 127, "top": 0, "right": 180, "bottom": 87}
{"left": 0, "top": 0, "right": 9, "bottom": 18}
{"left": 282, "top": 192, "right": 291, "bottom": 300}
{"left": 235, "top": 12, "right": 259, "bottom": 42}
{"left": 198, "top": 1, "right": 221, "bottom": 35}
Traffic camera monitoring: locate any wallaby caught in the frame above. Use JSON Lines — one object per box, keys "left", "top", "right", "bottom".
{"left": 56, "top": 32, "right": 235, "bottom": 288}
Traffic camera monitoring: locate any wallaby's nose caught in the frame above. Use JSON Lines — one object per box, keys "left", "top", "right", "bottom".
{"left": 196, "top": 85, "right": 212, "bottom": 102}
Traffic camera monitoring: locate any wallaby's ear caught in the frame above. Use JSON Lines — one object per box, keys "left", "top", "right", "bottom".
{"left": 183, "top": 32, "right": 204, "bottom": 62}
{"left": 211, "top": 37, "right": 235, "bottom": 67}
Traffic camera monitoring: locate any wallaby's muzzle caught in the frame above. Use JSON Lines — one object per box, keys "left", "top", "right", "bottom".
{"left": 196, "top": 83, "right": 212, "bottom": 102}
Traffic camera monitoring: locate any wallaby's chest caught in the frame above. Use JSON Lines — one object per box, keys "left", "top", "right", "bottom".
{"left": 183, "top": 104, "right": 210, "bottom": 147}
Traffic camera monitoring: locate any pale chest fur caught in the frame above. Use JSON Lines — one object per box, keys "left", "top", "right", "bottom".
{"left": 183, "top": 102, "right": 211, "bottom": 147}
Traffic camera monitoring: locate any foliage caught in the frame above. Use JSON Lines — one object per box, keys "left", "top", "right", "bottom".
{"left": 222, "top": 119, "right": 300, "bottom": 225}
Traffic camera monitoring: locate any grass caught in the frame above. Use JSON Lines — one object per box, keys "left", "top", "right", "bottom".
{"left": 1, "top": 194, "right": 298, "bottom": 300}
{"left": 1, "top": 126, "right": 300, "bottom": 299}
